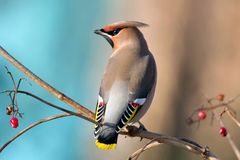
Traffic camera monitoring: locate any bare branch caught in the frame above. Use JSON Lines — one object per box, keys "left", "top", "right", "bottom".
{"left": 0, "top": 89, "right": 95, "bottom": 152}
{"left": 0, "top": 113, "right": 72, "bottom": 152}
{"left": 226, "top": 109, "right": 240, "bottom": 128}
{"left": 0, "top": 46, "right": 220, "bottom": 159}
{"left": 4, "top": 66, "right": 20, "bottom": 112}
{"left": 205, "top": 96, "right": 240, "bottom": 160}
{"left": 122, "top": 126, "right": 219, "bottom": 160}
{"left": 226, "top": 131, "right": 240, "bottom": 160}
{"left": 215, "top": 111, "right": 240, "bottom": 160}
{"left": 1, "top": 90, "right": 94, "bottom": 123}
{"left": 187, "top": 95, "right": 240, "bottom": 126}
{"left": 4, "top": 66, "right": 17, "bottom": 89}
{"left": 129, "top": 139, "right": 160, "bottom": 160}
{"left": 0, "top": 46, "right": 94, "bottom": 120}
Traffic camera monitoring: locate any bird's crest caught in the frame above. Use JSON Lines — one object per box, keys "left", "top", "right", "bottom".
{"left": 103, "top": 21, "right": 148, "bottom": 32}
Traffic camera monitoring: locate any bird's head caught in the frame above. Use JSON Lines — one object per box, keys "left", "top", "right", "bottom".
{"left": 94, "top": 21, "right": 148, "bottom": 48}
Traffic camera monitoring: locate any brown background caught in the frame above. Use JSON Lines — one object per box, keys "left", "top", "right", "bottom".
{"left": 91, "top": 0, "right": 240, "bottom": 159}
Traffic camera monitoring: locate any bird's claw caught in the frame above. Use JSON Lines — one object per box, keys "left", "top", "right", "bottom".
{"left": 137, "top": 121, "right": 147, "bottom": 141}
{"left": 138, "top": 121, "right": 147, "bottom": 131}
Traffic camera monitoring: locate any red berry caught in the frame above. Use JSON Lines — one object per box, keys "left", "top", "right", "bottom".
{"left": 216, "top": 94, "right": 225, "bottom": 101}
{"left": 198, "top": 111, "right": 207, "bottom": 120}
{"left": 219, "top": 127, "right": 227, "bottom": 137}
{"left": 10, "top": 117, "right": 19, "bottom": 128}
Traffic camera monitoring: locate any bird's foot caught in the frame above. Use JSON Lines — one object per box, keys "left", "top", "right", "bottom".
{"left": 137, "top": 121, "right": 147, "bottom": 141}
{"left": 125, "top": 122, "right": 147, "bottom": 141}
{"left": 137, "top": 121, "right": 147, "bottom": 132}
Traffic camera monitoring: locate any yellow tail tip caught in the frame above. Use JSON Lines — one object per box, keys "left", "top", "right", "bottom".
{"left": 95, "top": 140, "right": 117, "bottom": 150}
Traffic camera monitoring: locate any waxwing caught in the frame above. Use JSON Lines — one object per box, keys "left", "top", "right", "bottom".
{"left": 94, "top": 21, "right": 157, "bottom": 150}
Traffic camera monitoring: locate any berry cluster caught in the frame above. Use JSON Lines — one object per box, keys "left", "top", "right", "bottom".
{"left": 189, "top": 93, "right": 228, "bottom": 137}
{"left": 197, "top": 110, "right": 227, "bottom": 137}
{"left": 6, "top": 106, "right": 19, "bottom": 129}
{"left": 2, "top": 68, "right": 24, "bottom": 129}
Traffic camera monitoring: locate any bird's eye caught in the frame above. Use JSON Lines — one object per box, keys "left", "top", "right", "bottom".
{"left": 112, "top": 29, "right": 121, "bottom": 36}
{"left": 106, "top": 28, "right": 121, "bottom": 36}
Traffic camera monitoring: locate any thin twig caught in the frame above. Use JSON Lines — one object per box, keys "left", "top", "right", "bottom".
{"left": 226, "top": 130, "right": 240, "bottom": 160}
{"left": 225, "top": 107, "right": 240, "bottom": 128}
{"left": 0, "top": 89, "right": 95, "bottom": 153}
{"left": 218, "top": 115, "right": 240, "bottom": 160}
{"left": 129, "top": 139, "right": 160, "bottom": 160}
{"left": 217, "top": 114, "right": 240, "bottom": 160}
{"left": 0, "top": 46, "right": 94, "bottom": 120}
{"left": 205, "top": 96, "right": 240, "bottom": 160}
{"left": 4, "top": 66, "right": 19, "bottom": 112}
{"left": 1, "top": 90, "right": 94, "bottom": 123}
{"left": 188, "top": 95, "right": 240, "bottom": 125}
{"left": 0, "top": 113, "right": 72, "bottom": 152}
{"left": 4, "top": 66, "right": 17, "bottom": 89}
{"left": 16, "top": 78, "right": 25, "bottom": 89}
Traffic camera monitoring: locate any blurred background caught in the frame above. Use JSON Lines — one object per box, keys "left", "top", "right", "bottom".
{"left": 0, "top": 0, "right": 240, "bottom": 159}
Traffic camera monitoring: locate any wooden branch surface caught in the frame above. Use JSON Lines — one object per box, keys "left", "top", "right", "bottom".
{"left": 122, "top": 126, "right": 219, "bottom": 160}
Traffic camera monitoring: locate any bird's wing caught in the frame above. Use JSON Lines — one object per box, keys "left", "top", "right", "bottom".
{"left": 94, "top": 95, "right": 105, "bottom": 138}
{"left": 115, "top": 54, "right": 156, "bottom": 133}
{"left": 128, "top": 53, "right": 156, "bottom": 100}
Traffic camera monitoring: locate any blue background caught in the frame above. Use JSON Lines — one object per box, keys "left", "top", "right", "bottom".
{"left": 0, "top": 1, "right": 111, "bottom": 159}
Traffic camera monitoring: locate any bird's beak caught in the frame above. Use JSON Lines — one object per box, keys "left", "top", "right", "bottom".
{"left": 94, "top": 29, "right": 104, "bottom": 35}
{"left": 94, "top": 29, "right": 114, "bottom": 48}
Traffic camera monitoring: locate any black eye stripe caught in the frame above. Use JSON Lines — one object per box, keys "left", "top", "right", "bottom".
{"left": 107, "top": 28, "right": 122, "bottom": 36}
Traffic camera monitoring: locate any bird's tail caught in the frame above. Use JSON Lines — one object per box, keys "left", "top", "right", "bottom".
{"left": 95, "top": 124, "right": 118, "bottom": 150}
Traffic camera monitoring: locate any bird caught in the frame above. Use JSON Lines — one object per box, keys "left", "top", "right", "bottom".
{"left": 94, "top": 21, "right": 157, "bottom": 150}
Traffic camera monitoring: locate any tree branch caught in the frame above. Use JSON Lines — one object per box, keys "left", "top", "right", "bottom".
{"left": 205, "top": 96, "right": 240, "bottom": 160}
{"left": 122, "top": 126, "right": 219, "bottom": 160}
{"left": 129, "top": 139, "right": 161, "bottom": 160}
{"left": 1, "top": 90, "right": 94, "bottom": 123}
{"left": 0, "top": 46, "right": 94, "bottom": 120}
{"left": 0, "top": 46, "right": 220, "bottom": 159}
{"left": 226, "top": 109, "right": 240, "bottom": 128}
{"left": 0, "top": 113, "right": 72, "bottom": 152}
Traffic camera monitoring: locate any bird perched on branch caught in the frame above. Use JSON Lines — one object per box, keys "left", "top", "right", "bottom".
{"left": 94, "top": 21, "right": 156, "bottom": 150}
